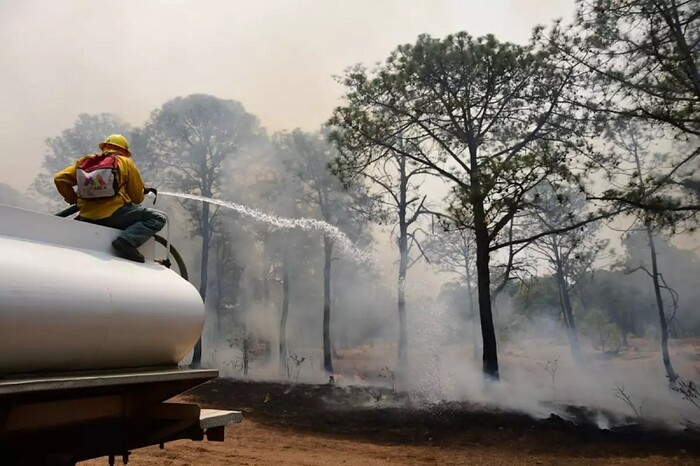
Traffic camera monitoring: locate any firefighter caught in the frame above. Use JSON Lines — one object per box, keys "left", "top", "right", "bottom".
{"left": 53, "top": 134, "right": 164, "bottom": 263}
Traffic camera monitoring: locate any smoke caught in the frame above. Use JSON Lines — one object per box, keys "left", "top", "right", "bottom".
{"left": 4, "top": 0, "right": 699, "bottom": 434}
{"left": 181, "top": 187, "right": 699, "bottom": 429}
{"left": 198, "top": 239, "right": 700, "bottom": 430}
{"left": 0, "top": 0, "right": 576, "bottom": 191}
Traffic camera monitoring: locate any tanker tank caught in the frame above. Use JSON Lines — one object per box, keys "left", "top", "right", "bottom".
{"left": 0, "top": 203, "right": 205, "bottom": 374}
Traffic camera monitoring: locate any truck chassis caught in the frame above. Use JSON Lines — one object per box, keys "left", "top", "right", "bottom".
{"left": 0, "top": 366, "right": 240, "bottom": 465}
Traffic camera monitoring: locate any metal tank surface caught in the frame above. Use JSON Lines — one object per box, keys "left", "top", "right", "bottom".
{"left": 0, "top": 203, "right": 204, "bottom": 374}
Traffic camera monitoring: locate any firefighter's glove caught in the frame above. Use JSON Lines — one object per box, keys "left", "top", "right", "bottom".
{"left": 144, "top": 187, "right": 158, "bottom": 204}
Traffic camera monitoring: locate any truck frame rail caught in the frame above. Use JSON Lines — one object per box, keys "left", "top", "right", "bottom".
{"left": 0, "top": 366, "right": 241, "bottom": 465}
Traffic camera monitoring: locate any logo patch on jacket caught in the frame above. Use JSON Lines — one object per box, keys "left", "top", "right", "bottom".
{"left": 76, "top": 154, "right": 120, "bottom": 199}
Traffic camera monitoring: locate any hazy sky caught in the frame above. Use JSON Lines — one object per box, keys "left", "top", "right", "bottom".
{"left": 0, "top": 0, "right": 575, "bottom": 191}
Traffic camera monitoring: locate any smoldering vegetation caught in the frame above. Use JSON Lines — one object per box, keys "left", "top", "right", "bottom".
{"left": 3, "top": 0, "right": 699, "bottom": 437}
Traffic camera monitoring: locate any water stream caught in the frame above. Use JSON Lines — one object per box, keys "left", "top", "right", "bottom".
{"left": 159, "top": 191, "right": 374, "bottom": 264}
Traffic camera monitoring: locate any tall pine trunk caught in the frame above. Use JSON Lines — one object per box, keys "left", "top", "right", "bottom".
{"left": 262, "top": 255, "right": 270, "bottom": 307}
{"left": 192, "top": 200, "right": 210, "bottom": 367}
{"left": 397, "top": 152, "right": 409, "bottom": 379}
{"left": 465, "top": 253, "right": 478, "bottom": 360}
{"left": 279, "top": 250, "right": 290, "bottom": 377}
{"left": 646, "top": 224, "right": 678, "bottom": 386}
{"left": 323, "top": 235, "right": 334, "bottom": 382}
{"left": 552, "top": 240, "right": 582, "bottom": 363}
{"left": 470, "top": 143, "right": 499, "bottom": 380}
{"left": 397, "top": 226, "right": 408, "bottom": 379}
{"left": 472, "top": 208, "right": 498, "bottom": 379}
{"left": 630, "top": 139, "right": 678, "bottom": 386}
{"left": 213, "top": 239, "right": 227, "bottom": 336}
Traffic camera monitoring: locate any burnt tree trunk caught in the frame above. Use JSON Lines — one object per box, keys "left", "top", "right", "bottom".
{"left": 552, "top": 239, "right": 583, "bottom": 363}
{"left": 323, "top": 235, "right": 334, "bottom": 381}
{"left": 397, "top": 229, "right": 409, "bottom": 378}
{"left": 213, "top": 237, "right": 229, "bottom": 336}
{"left": 629, "top": 137, "right": 678, "bottom": 386}
{"left": 279, "top": 250, "right": 290, "bottom": 377}
{"left": 397, "top": 153, "right": 409, "bottom": 378}
{"left": 192, "top": 200, "right": 210, "bottom": 367}
{"left": 262, "top": 257, "right": 270, "bottom": 306}
{"left": 473, "top": 207, "right": 498, "bottom": 380}
{"left": 214, "top": 253, "right": 224, "bottom": 335}
{"left": 646, "top": 224, "right": 678, "bottom": 386}
{"left": 464, "top": 251, "right": 479, "bottom": 360}
{"left": 469, "top": 141, "right": 499, "bottom": 380}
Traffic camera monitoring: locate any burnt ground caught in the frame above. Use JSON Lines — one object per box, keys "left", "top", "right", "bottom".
{"left": 82, "top": 378, "right": 700, "bottom": 465}
{"left": 77, "top": 339, "right": 700, "bottom": 464}
{"left": 186, "top": 379, "right": 700, "bottom": 453}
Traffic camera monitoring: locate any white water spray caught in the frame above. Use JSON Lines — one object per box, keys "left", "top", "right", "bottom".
{"left": 159, "top": 191, "right": 374, "bottom": 264}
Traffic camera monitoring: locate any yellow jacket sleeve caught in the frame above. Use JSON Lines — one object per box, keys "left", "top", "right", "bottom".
{"left": 53, "top": 163, "right": 78, "bottom": 205}
{"left": 121, "top": 157, "right": 145, "bottom": 205}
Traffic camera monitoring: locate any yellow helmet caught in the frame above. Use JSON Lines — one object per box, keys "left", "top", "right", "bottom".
{"left": 99, "top": 134, "right": 131, "bottom": 155}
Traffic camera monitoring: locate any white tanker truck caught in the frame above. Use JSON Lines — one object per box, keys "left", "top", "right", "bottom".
{"left": 0, "top": 203, "right": 241, "bottom": 465}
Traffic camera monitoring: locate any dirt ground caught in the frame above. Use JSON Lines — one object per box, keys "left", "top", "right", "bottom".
{"left": 81, "top": 378, "right": 700, "bottom": 466}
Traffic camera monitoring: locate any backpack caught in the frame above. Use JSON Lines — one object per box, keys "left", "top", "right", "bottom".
{"left": 75, "top": 153, "right": 121, "bottom": 199}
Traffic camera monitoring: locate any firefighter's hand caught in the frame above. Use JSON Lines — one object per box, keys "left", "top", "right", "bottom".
{"left": 144, "top": 187, "right": 158, "bottom": 205}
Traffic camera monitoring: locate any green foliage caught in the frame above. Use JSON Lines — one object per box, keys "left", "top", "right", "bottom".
{"left": 330, "top": 32, "right": 589, "bottom": 236}
{"left": 330, "top": 31, "right": 595, "bottom": 378}
{"left": 141, "top": 94, "right": 264, "bottom": 236}
{"left": 529, "top": 183, "right": 609, "bottom": 278}
{"left": 570, "top": 0, "right": 699, "bottom": 136}
{"left": 548, "top": 0, "right": 700, "bottom": 226}
{"left": 577, "top": 270, "right": 654, "bottom": 341}
{"left": 512, "top": 275, "right": 562, "bottom": 321}
{"left": 275, "top": 129, "right": 374, "bottom": 244}
{"left": 142, "top": 94, "right": 263, "bottom": 194}
{"left": 30, "top": 8, "right": 700, "bottom": 385}
{"left": 601, "top": 119, "right": 699, "bottom": 231}
{"left": 622, "top": 229, "right": 700, "bottom": 337}
{"left": 437, "top": 281, "right": 473, "bottom": 322}
{"left": 579, "top": 308, "right": 623, "bottom": 354}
